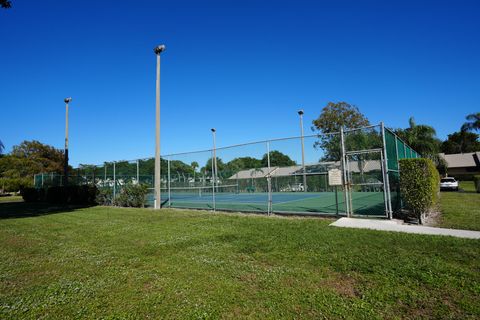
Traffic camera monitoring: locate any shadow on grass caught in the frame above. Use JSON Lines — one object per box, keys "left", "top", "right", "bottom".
{"left": 0, "top": 201, "right": 94, "bottom": 220}
{"left": 457, "top": 189, "right": 478, "bottom": 194}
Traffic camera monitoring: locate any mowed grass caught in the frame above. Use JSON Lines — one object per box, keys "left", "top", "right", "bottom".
{"left": 438, "top": 181, "right": 480, "bottom": 231}
{"left": 0, "top": 203, "right": 479, "bottom": 319}
{"left": 0, "top": 195, "right": 22, "bottom": 203}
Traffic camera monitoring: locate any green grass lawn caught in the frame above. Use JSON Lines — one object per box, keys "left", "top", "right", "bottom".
{"left": 437, "top": 181, "right": 480, "bottom": 231}
{"left": 0, "top": 203, "right": 479, "bottom": 319}
{"left": 460, "top": 180, "right": 477, "bottom": 192}
{"left": 0, "top": 195, "right": 22, "bottom": 203}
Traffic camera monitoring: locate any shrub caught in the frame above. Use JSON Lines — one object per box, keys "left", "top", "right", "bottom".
{"left": 46, "top": 185, "right": 98, "bottom": 205}
{"left": 21, "top": 187, "right": 41, "bottom": 202}
{"left": 115, "top": 183, "right": 148, "bottom": 208}
{"left": 399, "top": 158, "right": 440, "bottom": 224}
{"left": 473, "top": 175, "right": 480, "bottom": 193}
{"left": 46, "top": 186, "right": 66, "bottom": 203}
{"left": 96, "top": 187, "right": 114, "bottom": 206}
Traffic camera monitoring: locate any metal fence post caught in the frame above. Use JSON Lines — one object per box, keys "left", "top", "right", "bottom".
{"left": 113, "top": 161, "right": 116, "bottom": 203}
{"left": 266, "top": 141, "right": 272, "bottom": 215}
{"left": 340, "top": 127, "right": 350, "bottom": 217}
{"left": 211, "top": 149, "right": 216, "bottom": 212}
{"left": 168, "top": 157, "right": 171, "bottom": 207}
{"left": 381, "top": 122, "right": 393, "bottom": 219}
{"left": 136, "top": 160, "right": 139, "bottom": 184}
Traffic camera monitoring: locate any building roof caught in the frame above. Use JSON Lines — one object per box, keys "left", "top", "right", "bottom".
{"left": 439, "top": 152, "right": 480, "bottom": 168}
{"left": 227, "top": 160, "right": 382, "bottom": 180}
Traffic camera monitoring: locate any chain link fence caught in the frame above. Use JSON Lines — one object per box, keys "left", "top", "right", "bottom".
{"left": 34, "top": 123, "right": 419, "bottom": 217}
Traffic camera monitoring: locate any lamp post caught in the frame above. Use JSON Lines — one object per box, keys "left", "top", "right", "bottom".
{"left": 154, "top": 44, "right": 165, "bottom": 209}
{"left": 63, "top": 97, "right": 72, "bottom": 187}
{"left": 298, "top": 109, "right": 307, "bottom": 192}
{"left": 211, "top": 128, "right": 218, "bottom": 184}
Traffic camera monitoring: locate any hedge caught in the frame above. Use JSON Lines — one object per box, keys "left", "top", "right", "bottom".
{"left": 399, "top": 158, "right": 440, "bottom": 224}
{"left": 473, "top": 175, "right": 480, "bottom": 193}
{"left": 21, "top": 185, "right": 98, "bottom": 205}
{"left": 114, "top": 183, "right": 149, "bottom": 208}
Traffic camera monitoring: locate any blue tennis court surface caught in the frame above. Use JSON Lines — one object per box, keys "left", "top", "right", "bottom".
{"left": 147, "top": 191, "right": 385, "bottom": 216}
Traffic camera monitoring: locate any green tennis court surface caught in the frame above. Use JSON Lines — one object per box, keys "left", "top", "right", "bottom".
{"left": 147, "top": 191, "right": 385, "bottom": 216}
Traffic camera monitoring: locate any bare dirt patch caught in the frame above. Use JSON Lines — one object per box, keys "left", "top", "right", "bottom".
{"left": 319, "top": 273, "right": 361, "bottom": 298}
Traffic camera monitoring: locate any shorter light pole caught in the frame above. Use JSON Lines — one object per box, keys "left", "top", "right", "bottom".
{"left": 298, "top": 109, "right": 307, "bottom": 192}
{"left": 63, "top": 97, "right": 72, "bottom": 187}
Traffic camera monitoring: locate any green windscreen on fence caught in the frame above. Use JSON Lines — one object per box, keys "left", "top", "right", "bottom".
{"left": 384, "top": 128, "right": 420, "bottom": 213}
{"left": 385, "top": 129, "right": 398, "bottom": 171}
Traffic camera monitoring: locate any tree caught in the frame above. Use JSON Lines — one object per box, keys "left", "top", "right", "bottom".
{"left": 0, "top": 140, "right": 4, "bottom": 156}
{"left": 312, "top": 102, "right": 370, "bottom": 134}
{"left": 226, "top": 157, "right": 262, "bottom": 172}
{"left": 0, "top": 140, "right": 66, "bottom": 191}
{"left": 312, "top": 102, "right": 371, "bottom": 160}
{"left": 395, "top": 117, "right": 442, "bottom": 161}
{"left": 202, "top": 157, "right": 225, "bottom": 178}
{"left": 392, "top": 118, "right": 448, "bottom": 176}
{"left": 461, "top": 113, "right": 480, "bottom": 132}
{"left": 261, "top": 150, "right": 296, "bottom": 167}
{"left": 191, "top": 161, "right": 199, "bottom": 181}
{"left": 11, "top": 140, "right": 65, "bottom": 173}
{"left": 1, "top": 0, "right": 12, "bottom": 9}
{"left": 441, "top": 131, "right": 480, "bottom": 154}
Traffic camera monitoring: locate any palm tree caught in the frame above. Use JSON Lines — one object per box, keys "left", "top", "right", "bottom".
{"left": 396, "top": 117, "right": 441, "bottom": 157}
{"left": 461, "top": 113, "right": 480, "bottom": 132}
{"left": 190, "top": 161, "right": 199, "bottom": 184}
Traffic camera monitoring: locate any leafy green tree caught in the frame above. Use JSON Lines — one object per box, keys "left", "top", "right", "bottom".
{"left": 261, "top": 150, "right": 296, "bottom": 167}
{"left": 1, "top": 0, "right": 12, "bottom": 9}
{"left": 0, "top": 140, "right": 66, "bottom": 191}
{"left": 441, "top": 131, "right": 480, "bottom": 154}
{"left": 461, "top": 112, "right": 480, "bottom": 132}
{"left": 312, "top": 102, "right": 371, "bottom": 160}
{"left": 202, "top": 157, "right": 225, "bottom": 177}
{"left": 226, "top": 157, "right": 262, "bottom": 171}
{"left": 312, "top": 102, "right": 370, "bottom": 133}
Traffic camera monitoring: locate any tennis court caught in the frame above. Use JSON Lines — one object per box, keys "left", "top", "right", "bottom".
{"left": 34, "top": 123, "right": 417, "bottom": 218}
{"left": 147, "top": 186, "right": 384, "bottom": 216}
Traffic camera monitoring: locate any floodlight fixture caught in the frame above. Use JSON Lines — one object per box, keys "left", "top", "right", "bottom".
{"left": 154, "top": 44, "right": 166, "bottom": 55}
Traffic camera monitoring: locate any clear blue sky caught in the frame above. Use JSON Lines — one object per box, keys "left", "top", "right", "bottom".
{"left": 1, "top": 0, "right": 479, "bottom": 166}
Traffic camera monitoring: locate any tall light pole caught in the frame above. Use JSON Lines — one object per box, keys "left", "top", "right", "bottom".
{"left": 298, "top": 109, "right": 307, "bottom": 192}
{"left": 154, "top": 44, "right": 166, "bottom": 209}
{"left": 63, "top": 97, "right": 72, "bottom": 187}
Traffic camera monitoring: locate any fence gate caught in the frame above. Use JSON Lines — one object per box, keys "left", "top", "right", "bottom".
{"left": 345, "top": 149, "right": 389, "bottom": 218}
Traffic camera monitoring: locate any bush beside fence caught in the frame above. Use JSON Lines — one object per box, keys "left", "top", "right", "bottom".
{"left": 21, "top": 186, "right": 98, "bottom": 205}
{"left": 399, "top": 158, "right": 440, "bottom": 224}
{"left": 21, "top": 183, "right": 148, "bottom": 208}
{"left": 114, "top": 183, "right": 149, "bottom": 208}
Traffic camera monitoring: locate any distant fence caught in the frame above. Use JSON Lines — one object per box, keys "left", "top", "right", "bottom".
{"left": 35, "top": 123, "right": 419, "bottom": 218}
